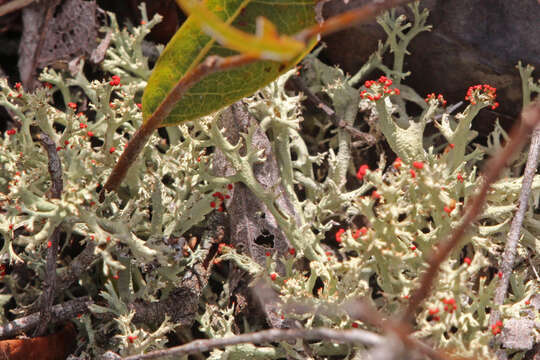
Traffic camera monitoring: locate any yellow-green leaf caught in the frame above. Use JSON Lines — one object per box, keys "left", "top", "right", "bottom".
{"left": 142, "top": 0, "right": 317, "bottom": 127}
{"left": 177, "top": 0, "right": 306, "bottom": 61}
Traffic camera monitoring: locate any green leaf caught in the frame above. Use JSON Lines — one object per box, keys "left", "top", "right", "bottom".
{"left": 142, "top": 0, "right": 316, "bottom": 127}
{"left": 176, "top": 0, "right": 305, "bottom": 61}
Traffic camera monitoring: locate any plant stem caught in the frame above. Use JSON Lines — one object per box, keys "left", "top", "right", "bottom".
{"left": 490, "top": 126, "right": 540, "bottom": 327}
{"left": 101, "top": 54, "right": 258, "bottom": 199}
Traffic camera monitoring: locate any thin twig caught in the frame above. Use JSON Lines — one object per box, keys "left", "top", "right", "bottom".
{"left": 56, "top": 241, "right": 97, "bottom": 293}
{"left": 0, "top": 297, "right": 92, "bottom": 339}
{"left": 101, "top": 54, "right": 258, "bottom": 199}
{"left": 528, "top": 253, "right": 540, "bottom": 281}
{"left": 402, "top": 99, "right": 540, "bottom": 323}
{"left": 290, "top": 76, "right": 377, "bottom": 145}
{"left": 130, "top": 222, "right": 223, "bottom": 325}
{"left": 0, "top": 0, "right": 35, "bottom": 17}
{"left": 287, "top": 298, "right": 452, "bottom": 360}
{"left": 33, "top": 131, "right": 63, "bottom": 336}
{"left": 35, "top": 132, "right": 63, "bottom": 198}
{"left": 489, "top": 126, "right": 540, "bottom": 328}
{"left": 102, "top": 0, "right": 416, "bottom": 197}
{"left": 27, "top": 241, "right": 98, "bottom": 314}
{"left": 122, "top": 328, "right": 385, "bottom": 360}
{"left": 90, "top": 31, "right": 113, "bottom": 64}
{"left": 295, "top": 0, "right": 414, "bottom": 43}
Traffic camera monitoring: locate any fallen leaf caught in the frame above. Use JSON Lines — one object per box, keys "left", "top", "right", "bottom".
{"left": 0, "top": 322, "right": 76, "bottom": 360}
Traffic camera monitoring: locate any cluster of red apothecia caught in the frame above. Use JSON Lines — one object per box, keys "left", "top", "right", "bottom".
{"left": 210, "top": 184, "right": 234, "bottom": 212}
{"left": 491, "top": 320, "right": 503, "bottom": 335}
{"left": 109, "top": 75, "right": 121, "bottom": 86}
{"left": 424, "top": 92, "right": 447, "bottom": 107}
{"left": 427, "top": 297, "right": 458, "bottom": 322}
{"left": 465, "top": 84, "right": 499, "bottom": 110}
{"left": 358, "top": 160, "right": 467, "bottom": 219}
{"left": 335, "top": 226, "right": 368, "bottom": 244}
{"left": 360, "top": 76, "right": 401, "bottom": 102}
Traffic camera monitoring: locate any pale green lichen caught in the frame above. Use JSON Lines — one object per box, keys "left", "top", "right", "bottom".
{"left": 0, "top": 2, "right": 538, "bottom": 359}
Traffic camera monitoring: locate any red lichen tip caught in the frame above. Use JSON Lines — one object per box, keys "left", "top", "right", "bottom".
{"left": 335, "top": 228, "right": 345, "bottom": 243}
{"left": 465, "top": 84, "right": 497, "bottom": 108}
{"left": 218, "top": 243, "right": 227, "bottom": 253}
{"left": 425, "top": 93, "right": 446, "bottom": 106}
{"left": 428, "top": 307, "right": 439, "bottom": 315}
{"left": 270, "top": 273, "right": 277, "bottom": 281}
{"left": 362, "top": 77, "right": 399, "bottom": 100}
{"left": 356, "top": 164, "right": 369, "bottom": 180}
{"left": 491, "top": 320, "right": 503, "bottom": 335}
{"left": 109, "top": 75, "right": 121, "bottom": 86}
{"left": 463, "top": 257, "right": 472, "bottom": 266}
{"left": 353, "top": 226, "right": 368, "bottom": 239}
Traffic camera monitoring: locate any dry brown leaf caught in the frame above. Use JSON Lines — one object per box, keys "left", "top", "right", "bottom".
{"left": 18, "top": 0, "right": 98, "bottom": 87}
{"left": 0, "top": 322, "right": 76, "bottom": 360}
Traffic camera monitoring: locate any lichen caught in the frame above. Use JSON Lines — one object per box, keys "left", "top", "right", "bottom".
{"left": 0, "top": 2, "right": 538, "bottom": 359}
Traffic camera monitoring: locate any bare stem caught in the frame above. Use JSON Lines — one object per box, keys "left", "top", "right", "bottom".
{"left": 101, "top": 54, "right": 258, "bottom": 199}
{"left": 0, "top": 297, "right": 92, "bottom": 339}
{"left": 295, "top": 0, "right": 414, "bottom": 43}
{"left": 0, "top": 0, "right": 36, "bottom": 17}
{"left": 122, "top": 327, "right": 385, "bottom": 360}
{"left": 290, "top": 76, "right": 377, "bottom": 145}
{"left": 489, "top": 125, "right": 540, "bottom": 327}
{"left": 27, "top": 241, "right": 98, "bottom": 314}
{"left": 33, "top": 131, "right": 63, "bottom": 336}
{"left": 102, "top": 0, "right": 416, "bottom": 198}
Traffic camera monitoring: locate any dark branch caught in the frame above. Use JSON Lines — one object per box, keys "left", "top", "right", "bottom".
{"left": 33, "top": 131, "right": 63, "bottom": 336}
{"left": 290, "top": 76, "right": 377, "bottom": 146}
{"left": 0, "top": 297, "right": 92, "bottom": 339}
{"left": 122, "top": 327, "right": 385, "bottom": 360}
